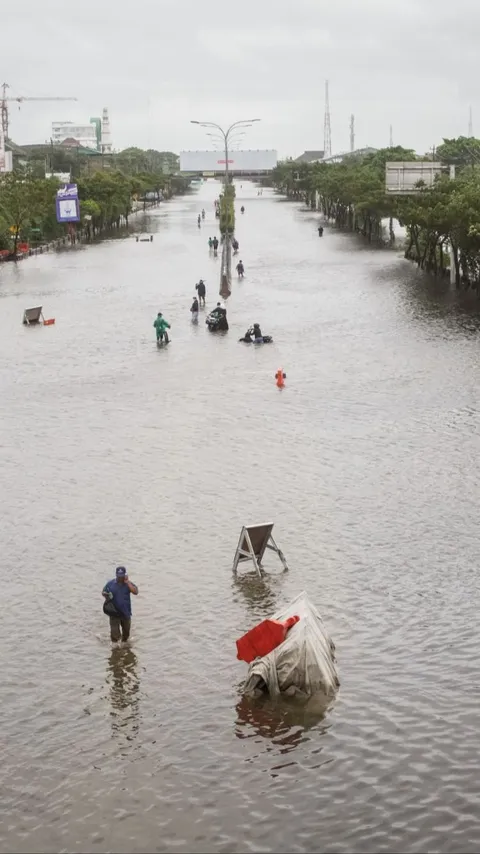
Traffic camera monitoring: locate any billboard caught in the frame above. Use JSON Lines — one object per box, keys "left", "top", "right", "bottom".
{"left": 180, "top": 150, "right": 278, "bottom": 173}
{"left": 56, "top": 183, "right": 80, "bottom": 223}
{"left": 385, "top": 161, "right": 447, "bottom": 195}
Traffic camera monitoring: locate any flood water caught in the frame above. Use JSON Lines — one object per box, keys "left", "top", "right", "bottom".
{"left": 2, "top": 181, "right": 480, "bottom": 854}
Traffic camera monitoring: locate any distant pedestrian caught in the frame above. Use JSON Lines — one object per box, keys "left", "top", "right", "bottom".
{"left": 236, "top": 260, "right": 245, "bottom": 278}
{"left": 208, "top": 237, "right": 213, "bottom": 249}
{"left": 318, "top": 226, "right": 324, "bottom": 237}
{"left": 213, "top": 236, "right": 219, "bottom": 256}
{"left": 196, "top": 279, "right": 206, "bottom": 306}
{"left": 102, "top": 566, "right": 138, "bottom": 644}
{"left": 190, "top": 296, "right": 199, "bottom": 322}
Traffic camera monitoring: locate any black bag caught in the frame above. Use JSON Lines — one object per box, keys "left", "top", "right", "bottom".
{"left": 103, "top": 598, "right": 120, "bottom": 618}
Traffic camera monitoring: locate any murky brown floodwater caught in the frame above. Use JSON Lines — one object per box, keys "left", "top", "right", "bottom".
{"left": 2, "top": 181, "right": 480, "bottom": 854}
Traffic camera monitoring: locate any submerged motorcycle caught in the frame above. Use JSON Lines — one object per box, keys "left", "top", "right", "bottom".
{"left": 239, "top": 326, "right": 273, "bottom": 344}
{"left": 206, "top": 308, "right": 229, "bottom": 332}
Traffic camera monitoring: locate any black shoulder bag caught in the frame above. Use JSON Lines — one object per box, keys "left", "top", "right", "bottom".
{"left": 103, "top": 598, "right": 120, "bottom": 618}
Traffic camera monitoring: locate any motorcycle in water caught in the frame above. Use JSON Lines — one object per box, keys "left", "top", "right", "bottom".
{"left": 239, "top": 327, "right": 273, "bottom": 344}
{"left": 206, "top": 307, "right": 229, "bottom": 332}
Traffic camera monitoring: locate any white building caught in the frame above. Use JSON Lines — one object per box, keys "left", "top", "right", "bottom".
{"left": 52, "top": 120, "right": 98, "bottom": 150}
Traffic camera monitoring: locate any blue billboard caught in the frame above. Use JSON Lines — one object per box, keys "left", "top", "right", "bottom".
{"left": 56, "top": 183, "right": 80, "bottom": 223}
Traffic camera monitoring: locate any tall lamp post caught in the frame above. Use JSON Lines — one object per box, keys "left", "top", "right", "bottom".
{"left": 190, "top": 119, "right": 260, "bottom": 188}
{"left": 190, "top": 118, "right": 260, "bottom": 299}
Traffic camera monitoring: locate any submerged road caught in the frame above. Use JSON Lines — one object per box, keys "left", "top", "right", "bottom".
{"left": 2, "top": 180, "right": 480, "bottom": 854}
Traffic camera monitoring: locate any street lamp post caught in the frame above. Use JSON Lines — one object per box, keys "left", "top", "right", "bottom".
{"left": 190, "top": 119, "right": 260, "bottom": 189}
{"left": 190, "top": 118, "right": 260, "bottom": 299}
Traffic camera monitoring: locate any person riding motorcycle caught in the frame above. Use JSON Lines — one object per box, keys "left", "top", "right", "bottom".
{"left": 207, "top": 302, "right": 228, "bottom": 331}
{"left": 239, "top": 323, "right": 272, "bottom": 344}
{"left": 252, "top": 323, "right": 263, "bottom": 341}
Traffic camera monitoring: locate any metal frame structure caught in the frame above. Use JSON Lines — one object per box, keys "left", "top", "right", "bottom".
{"left": 233, "top": 524, "right": 289, "bottom": 577}
{"left": 23, "top": 306, "right": 44, "bottom": 325}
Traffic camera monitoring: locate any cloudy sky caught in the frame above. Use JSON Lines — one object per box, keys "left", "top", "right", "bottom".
{"left": 2, "top": 0, "right": 476, "bottom": 157}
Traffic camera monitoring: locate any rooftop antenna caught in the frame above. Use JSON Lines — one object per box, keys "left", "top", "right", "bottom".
{"left": 468, "top": 106, "right": 473, "bottom": 138}
{"left": 323, "top": 80, "right": 332, "bottom": 159}
{"left": 389, "top": 124, "right": 394, "bottom": 147}
{"left": 350, "top": 114, "right": 355, "bottom": 152}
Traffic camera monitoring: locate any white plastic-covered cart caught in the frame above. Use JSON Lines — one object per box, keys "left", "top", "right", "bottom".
{"left": 242, "top": 592, "right": 339, "bottom": 699}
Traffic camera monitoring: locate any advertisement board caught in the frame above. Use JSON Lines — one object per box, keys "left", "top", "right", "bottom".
{"left": 180, "top": 150, "right": 278, "bottom": 173}
{"left": 385, "top": 162, "right": 446, "bottom": 194}
{"left": 56, "top": 183, "right": 80, "bottom": 223}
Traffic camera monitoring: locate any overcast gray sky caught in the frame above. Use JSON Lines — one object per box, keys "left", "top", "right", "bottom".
{"left": 2, "top": 0, "right": 475, "bottom": 157}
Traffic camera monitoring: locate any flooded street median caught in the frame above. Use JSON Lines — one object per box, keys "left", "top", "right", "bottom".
{"left": 1, "top": 180, "right": 480, "bottom": 854}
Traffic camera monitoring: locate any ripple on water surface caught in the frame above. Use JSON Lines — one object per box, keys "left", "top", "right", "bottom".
{"left": 1, "top": 182, "right": 480, "bottom": 853}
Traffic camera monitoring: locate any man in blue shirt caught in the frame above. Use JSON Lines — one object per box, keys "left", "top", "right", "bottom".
{"left": 102, "top": 566, "right": 139, "bottom": 643}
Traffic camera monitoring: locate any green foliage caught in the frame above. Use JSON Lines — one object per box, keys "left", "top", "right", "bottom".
{"left": 0, "top": 173, "right": 62, "bottom": 253}
{"left": 219, "top": 183, "right": 236, "bottom": 234}
{"left": 0, "top": 147, "right": 190, "bottom": 251}
{"left": 435, "top": 136, "right": 480, "bottom": 170}
{"left": 270, "top": 146, "right": 480, "bottom": 288}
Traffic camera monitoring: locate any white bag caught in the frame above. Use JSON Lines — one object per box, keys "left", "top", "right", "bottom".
{"left": 243, "top": 591, "right": 339, "bottom": 698}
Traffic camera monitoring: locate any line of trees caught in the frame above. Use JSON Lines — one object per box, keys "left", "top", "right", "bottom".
{"left": 269, "top": 138, "right": 480, "bottom": 290}
{"left": 219, "top": 181, "right": 236, "bottom": 235}
{"left": 0, "top": 149, "right": 191, "bottom": 256}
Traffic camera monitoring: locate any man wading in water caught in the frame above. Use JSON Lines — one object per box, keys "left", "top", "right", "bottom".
{"left": 102, "top": 566, "right": 138, "bottom": 643}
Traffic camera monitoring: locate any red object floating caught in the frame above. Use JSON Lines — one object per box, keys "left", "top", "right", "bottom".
{"left": 236, "top": 615, "right": 300, "bottom": 663}
{"left": 43, "top": 318, "right": 55, "bottom": 326}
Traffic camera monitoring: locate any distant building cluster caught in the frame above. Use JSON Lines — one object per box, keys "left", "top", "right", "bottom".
{"left": 51, "top": 108, "right": 113, "bottom": 153}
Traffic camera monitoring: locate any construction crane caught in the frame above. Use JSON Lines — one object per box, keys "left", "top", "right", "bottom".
{"left": 1, "top": 82, "right": 77, "bottom": 139}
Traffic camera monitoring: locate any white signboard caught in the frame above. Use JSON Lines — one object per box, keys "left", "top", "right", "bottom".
{"left": 180, "top": 149, "right": 278, "bottom": 173}
{"left": 46, "top": 172, "right": 71, "bottom": 183}
{"left": 385, "top": 161, "right": 447, "bottom": 194}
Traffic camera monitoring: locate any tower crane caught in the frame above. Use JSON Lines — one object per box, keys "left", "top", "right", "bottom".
{"left": 1, "top": 82, "right": 77, "bottom": 139}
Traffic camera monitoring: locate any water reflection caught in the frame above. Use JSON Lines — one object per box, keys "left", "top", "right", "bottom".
{"left": 231, "top": 573, "right": 285, "bottom": 620}
{"left": 379, "top": 262, "right": 480, "bottom": 334}
{"left": 107, "top": 646, "right": 140, "bottom": 743}
{"left": 235, "top": 692, "right": 332, "bottom": 756}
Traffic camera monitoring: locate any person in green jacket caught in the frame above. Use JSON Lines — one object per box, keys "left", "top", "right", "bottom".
{"left": 153, "top": 312, "right": 170, "bottom": 344}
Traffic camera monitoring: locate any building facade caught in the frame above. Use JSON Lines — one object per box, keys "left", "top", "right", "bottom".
{"left": 52, "top": 121, "right": 98, "bottom": 150}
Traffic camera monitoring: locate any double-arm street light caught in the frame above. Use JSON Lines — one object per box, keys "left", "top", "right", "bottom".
{"left": 190, "top": 119, "right": 260, "bottom": 188}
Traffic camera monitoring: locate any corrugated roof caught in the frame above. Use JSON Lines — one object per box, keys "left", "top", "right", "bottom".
{"left": 295, "top": 150, "right": 325, "bottom": 163}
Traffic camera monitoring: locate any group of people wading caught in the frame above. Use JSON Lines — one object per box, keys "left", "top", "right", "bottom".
{"left": 153, "top": 194, "right": 266, "bottom": 346}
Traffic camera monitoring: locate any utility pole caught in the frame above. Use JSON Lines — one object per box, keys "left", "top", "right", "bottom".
{"left": 389, "top": 125, "right": 394, "bottom": 148}
{"left": 468, "top": 106, "right": 473, "bottom": 138}
{"left": 349, "top": 114, "right": 355, "bottom": 153}
{"left": 323, "top": 80, "right": 332, "bottom": 159}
